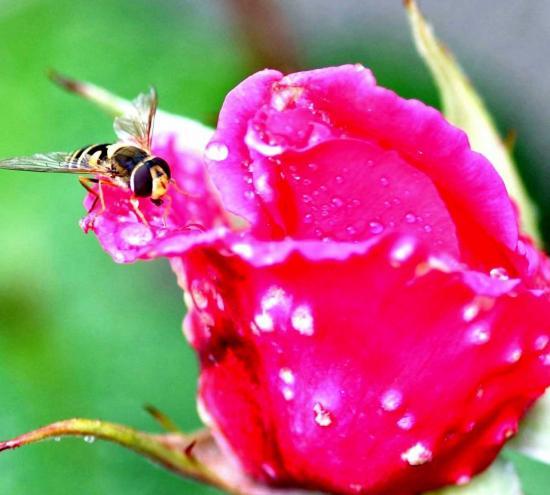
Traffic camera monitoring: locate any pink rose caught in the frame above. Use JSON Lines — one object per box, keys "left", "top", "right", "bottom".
{"left": 85, "top": 66, "right": 550, "bottom": 494}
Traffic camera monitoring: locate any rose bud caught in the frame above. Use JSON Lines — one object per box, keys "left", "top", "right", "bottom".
{"left": 86, "top": 64, "right": 549, "bottom": 495}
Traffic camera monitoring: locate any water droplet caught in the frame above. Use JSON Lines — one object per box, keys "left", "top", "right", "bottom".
{"left": 381, "top": 389, "right": 403, "bottom": 412}
{"left": 244, "top": 190, "right": 255, "bottom": 200}
{"left": 506, "top": 347, "right": 522, "bottom": 363}
{"left": 467, "top": 322, "right": 491, "bottom": 345}
{"left": 53, "top": 436, "right": 61, "bottom": 442}
{"left": 401, "top": 442, "right": 432, "bottom": 466}
{"left": 534, "top": 335, "right": 549, "bottom": 351}
{"left": 291, "top": 305, "right": 314, "bottom": 335}
{"left": 490, "top": 267, "right": 510, "bottom": 280}
{"left": 390, "top": 239, "right": 415, "bottom": 265}
{"left": 331, "top": 197, "right": 344, "bottom": 208}
{"left": 313, "top": 402, "right": 333, "bottom": 427}
{"left": 368, "top": 221, "right": 384, "bottom": 235}
{"left": 83, "top": 435, "right": 96, "bottom": 444}
{"left": 205, "top": 141, "right": 229, "bottom": 161}
{"left": 120, "top": 223, "right": 153, "bottom": 247}
{"left": 232, "top": 242, "right": 254, "bottom": 259}
{"left": 404, "top": 213, "right": 416, "bottom": 224}
{"left": 397, "top": 413, "right": 415, "bottom": 430}
{"left": 302, "top": 194, "right": 312, "bottom": 204}
{"left": 346, "top": 225, "right": 357, "bottom": 236}
{"left": 380, "top": 176, "right": 389, "bottom": 187}
{"left": 423, "top": 225, "right": 433, "bottom": 233}
{"left": 254, "top": 313, "right": 274, "bottom": 332}
{"left": 335, "top": 175, "right": 344, "bottom": 184}
{"left": 261, "top": 462, "right": 277, "bottom": 479}
{"left": 308, "top": 163, "right": 318, "bottom": 171}
{"left": 279, "top": 368, "right": 295, "bottom": 384}
{"left": 190, "top": 280, "right": 210, "bottom": 310}
{"left": 304, "top": 213, "right": 313, "bottom": 224}
{"left": 462, "top": 302, "right": 480, "bottom": 322}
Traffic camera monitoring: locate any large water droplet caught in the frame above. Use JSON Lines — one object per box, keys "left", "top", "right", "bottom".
{"left": 401, "top": 442, "right": 432, "bottom": 466}
{"left": 404, "top": 213, "right": 416, "bottom": 224}
{"left": 368, "top": 221, "right": 384, "bottom": 235}
{"left": 313, "top": 402, "right": 333, "bottom": 427}
{"left": 381, "top": 389, "right": 403, "bottom": 412}
{"left": 254, "top": 313, "right": 274, "bottom": 332}
{"left": 467, "top": 322, "right": 491, "bottom": 345}
{"left": 489, "top": 267, "right": 510, "bottom": 280}
{"left": 390, "top": 239, "right": 415, "bottom": 266}
{"left": 397, "top": 413, "right": 415, "bottom": 431}
{"left": 291, "top": 305, "right": 314, "bottom": 335}
{"left": 205, "top": 141, "right": 229, "bottom": 161}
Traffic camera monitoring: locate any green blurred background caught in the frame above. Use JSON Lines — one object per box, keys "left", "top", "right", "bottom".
{"left": 0, "top": 1, "right": 548, "bottom": 494}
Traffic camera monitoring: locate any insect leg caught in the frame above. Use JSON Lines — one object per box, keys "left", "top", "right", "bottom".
{"left": 79, "top": 176, "right": 101, "bottom": 213}
{"left": 169, "top": 179, "right": 200, "bottom": 199}
{"left": 130, "top": 196, "right": 149, "bottom": 226}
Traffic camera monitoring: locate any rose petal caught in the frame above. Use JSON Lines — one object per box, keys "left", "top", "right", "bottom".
{"left": 206, "top": 66, "right": 519, "bottom": 269}
{"left": 82, "top": 119, "right": 226, "bottom": 264}
{"left": 174, "top": 232, "right": 549, "bottom": 495}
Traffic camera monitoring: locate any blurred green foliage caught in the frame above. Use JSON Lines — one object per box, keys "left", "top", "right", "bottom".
{"left": 0, "top": 1, "right": 547, "bottom": 494}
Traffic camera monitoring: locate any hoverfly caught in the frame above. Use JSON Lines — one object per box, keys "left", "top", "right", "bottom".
{"left": 0, "top": 81, "right": 171, "bottom": 224}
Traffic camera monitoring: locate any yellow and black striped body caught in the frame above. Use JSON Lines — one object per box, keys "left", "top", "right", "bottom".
{"left": 68, "top": 144, "right": 171, "bottom": 203}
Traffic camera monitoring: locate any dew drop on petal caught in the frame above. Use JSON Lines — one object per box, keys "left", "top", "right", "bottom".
{"left": 489, "top": 267, "right": 510, "bottom": 280}
{"left": 462, "top": 301, "right": 480, "bottom": 322}
{"left": 331, "top": 197, "right": 344, "bottom": 208}
{"left": 505, "top": 347, "right": 523, "bottom": 363}
{"left": 390, "top": 239, "right": 415, "bottom": 266}
{"left": 380, "top": 176, "right": 389, "bottom": 187}
{"left": 313, "top": 402, "right": 333, "bottom": 427}
{"left": 335, "top": 175, "right": 344, "bottom": 184}
{"left": 404, "top": 213, "right": 417, "bottom": 224}
{"left": 401, "top": 442, "right": 432, "bottom": 466}
{"left": 279, "top": 367, "right": 295, "bottom": 384}
{"left": 232, "top": 242, "right": 254, "bottom": 259}
{"left": 291, "top": 304, "right": 314, "bottom": 335}
{"left": 368, "top": 221, "right": 384, "bottom": 235}
{"left": 381, "top": 389, "right": 403, "bottom": 412}
{"left": 467, "top": 322, "right": 491, "bottom": 345}
{"left": 254, "top": 313, "right": 274, "bottom": 332}
{"left": 423, "top": 225, "right": 433, "bottom": 233}
{"left": 205, "top": 141, "right": 229, "bottom": 161}
{"left": 346, "top": 225, "right": 357, "bottom": 236}
{"left": 304, "top": 213, "right": 313, "bottom": 224}
{"left": 397, "top": 413, "right": 415, "bottom": 431}
{"left": 534, "top": 335, "right": 549, "bottom": 351}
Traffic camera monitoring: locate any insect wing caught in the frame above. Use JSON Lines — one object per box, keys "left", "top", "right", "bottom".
{"left": 113, "top": 87, "right": 158, "bottom": 151}
{"left": 0, "top": 152, "right": 104, "bottom": 174}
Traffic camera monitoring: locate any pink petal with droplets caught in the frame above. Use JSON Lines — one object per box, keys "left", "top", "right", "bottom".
{"left": 176, "top": 232, "right": 549, "bottom": 495}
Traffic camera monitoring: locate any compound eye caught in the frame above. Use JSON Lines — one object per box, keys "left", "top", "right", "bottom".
{"left": 130, "top": 163, "right": 153, "bottom": 197}
{"left": 148, "top": 157, "right": 171, "bottom": 179}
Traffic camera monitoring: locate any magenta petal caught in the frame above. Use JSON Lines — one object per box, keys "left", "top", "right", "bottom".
{"left": 206, "top": 65, "right": 519, "bottom": 269}
{"left": 82, "top": 132, "right": 227, "bottom": 264}
{"left": 174, "top": 232, "right": 550, "bottom": 495}
{"left": 205, "top": 69, "right": 283, "bottom": 230}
